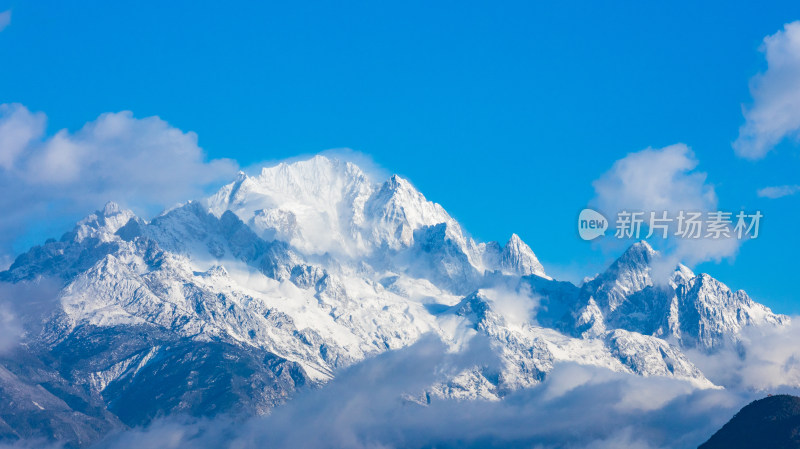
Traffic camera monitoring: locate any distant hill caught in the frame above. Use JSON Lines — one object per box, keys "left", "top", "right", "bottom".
{"left": 700, "top": 394, "right": 800, "bottom": 449}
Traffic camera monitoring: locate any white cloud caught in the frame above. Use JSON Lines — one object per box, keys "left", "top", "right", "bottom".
{"left": 687, "top": 317, "right": 800, "bottom": 392}
{"left": 0, "top": 104, "right": 45, "bottom": 170}
{"left": 0, "top": 279, "right": 62, "bottom": 354}
{"left": 242, "top": 147, "right": 390, "bottom": 183}
{"left": 481, "top": 285, "right": 538, "bottom": 328}
{"left": 592, "top": 144, "right": 716, "bottom": 214}
{"left": 0, "top": 10, "right": 10, "bottom": 32}
{"left": 318, "top": 148, "right": 390, "bottom": 182}
{"left": 591, "top": 144, "right": 739, "bottom": 275}
{"left": 757, "top": 184, "right": 800, "bottom": 199}
{"left": 0, "top": 103, "right": 238, "bottom": 257}
{"left": 99, "top": 338, "right": 756, "bottom": 449}
{"left": 0, "top": 305, "right": 20, "bottom": 354}
{"left": 734, "top": 21, "right": 800, "bottom": 159}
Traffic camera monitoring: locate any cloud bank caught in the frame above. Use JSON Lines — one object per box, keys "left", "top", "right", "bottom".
{"left": 91, "top": 337, "right": 759, "bottom": 449}
{"left": 0, "top": 103, "right": 238, "bottom": 260}
{"left": 734, "top": 21, "right": 800, "bottom": 159}
{"left": 4, "top": 314, "right": 798, "bottom": 449}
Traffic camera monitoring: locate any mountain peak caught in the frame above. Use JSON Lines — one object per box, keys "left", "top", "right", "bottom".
{"left": 379, "top": 174, "right": 420, "bottom": 199}
{"left": 101, "top": 201, "right": 121, "bottom": 216}
{"left": 580, "top": 238, "right": 788, "bottom": 350}
{"left": 672, "top": 263, "right": 695, "bottom": 284}
{"left": 500, "top": 234, "right": 546, "bottom": 277}
{"left": 621, "top": 240, "right": 656, "bottom": 259}
{"left": 386, "top": 173, "right": 410, "bottom": 187}
{"left": 600, "top": 240, "right": 657, "bottom": 279}
{"left": 259, "top": 154, "right": 369, "bottom": 186}
{"left": 207, "top": 156, "right": 544, "bottom": 281}
{"left": 72, "top": 202, "right": 136, "bottom": 241}
{"left": 586, "top": 240, "right": 658, "bottom": 312}
{"left": 208, "top": 155, "right": 379, "bottom": 257}
{"left": 607, "top": 240, "right": 658, "bottom": 274}
{"left": 362, "top": 171, "right": 462, "bottom": 251}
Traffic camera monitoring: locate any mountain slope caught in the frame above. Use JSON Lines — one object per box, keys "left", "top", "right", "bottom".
{"left": 700, "top": 395, "right": 800, "bottom": 449}
{"left": 0, "top": 349, "right": 123, "bottom": 448}
{"left": 206, "top": 155, "right": 546, "bottom": 288}
{"left": 571, "top": 241, "right": 787, "bottom": 349}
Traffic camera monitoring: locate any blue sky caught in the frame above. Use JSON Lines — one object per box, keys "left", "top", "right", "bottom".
{"left": 1, "top": 1, "right": 799, "bottom": 312}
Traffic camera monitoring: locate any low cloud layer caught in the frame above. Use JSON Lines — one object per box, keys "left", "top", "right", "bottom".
{"left": 90, "top": 337, "right": 759, "bottom": 449}
{"left": 0, "top": 103, "right": 238, "bottom": 261}
{"left": 3, "top": 315, "right": 798, "bottom": 449}
{"left": 687, "top": 316, "right": 800, "bottom": 392}
{"left": 734, "top": 21, "right": 800, "bottom": 159}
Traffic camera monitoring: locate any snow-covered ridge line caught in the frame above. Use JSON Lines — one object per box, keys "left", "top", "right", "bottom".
{"left": 205, "top": 155, "right": 547, "bottom": 280}
{"left": 0, "top": 154, "right": 789, "bottom": 446}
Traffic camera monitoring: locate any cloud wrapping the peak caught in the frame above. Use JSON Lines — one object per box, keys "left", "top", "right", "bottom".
{"left": 242, "top": 147, "right": 390, "bottom": 183}
{"left": 592, "top": 144, "right": 716, "bottom": 214}
{"left": 591, "top": 144, "right": 741, "bottom": 277}
{"left": 0, "top": 103, "right": 238, "bottom": 258}
{"left": 318, "top": 148, "right": 390, "bottom": 182}
{"left": 734, "top": 21, "right": 800, "bottom": 159}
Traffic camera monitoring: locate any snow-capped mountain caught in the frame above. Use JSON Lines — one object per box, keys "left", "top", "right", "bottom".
{"left": 571, "top": 241, "right": 788, "bottom": 348}
{"left": 0, "top": 155, "right": 788, "bottom": 446}
{"left": 206, "top": 156, "right": 546, "bottom": 287}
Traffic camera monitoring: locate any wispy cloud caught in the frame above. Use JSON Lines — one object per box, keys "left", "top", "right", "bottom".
{"left": 757, "top": 184, "right": 800, "bottom": 199}
{"left": 0, "top": 305, "right": 20, "bottom": 354}
{"left": 733, "top": 21, "right": 800, "bottom": 159}
{"left": 0, "top": 10, "right": 10, "bottom": 32}
{"left": 0, "top": 103, "right": 238, "bottom": 260}
{"left": 241, "top": 147, "right": 390, "bottom": 183}
{"left": 0, "top": 278, "right": 62, "bottom": 355}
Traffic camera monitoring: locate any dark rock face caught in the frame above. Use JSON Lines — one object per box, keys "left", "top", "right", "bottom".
{"left": 0, "top": 332, "right": 307, "bottom": 447}
{"left": 0, "top": 349, "right": 124, "bottom": 449}
{"left": 700, "top": 395, "right": 800, "bottom": 449}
